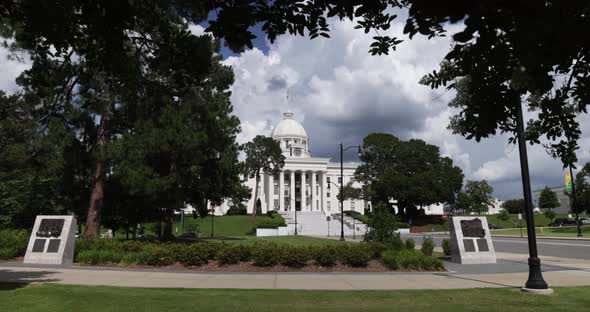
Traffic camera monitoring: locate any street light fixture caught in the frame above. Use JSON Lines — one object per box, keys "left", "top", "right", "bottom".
{"left": 339, "top": 143, "right": 362, "bottom": 242}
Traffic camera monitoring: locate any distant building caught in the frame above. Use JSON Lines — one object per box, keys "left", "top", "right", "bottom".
{"left": 532, "top": 186, "right": 571, "bottom": 214}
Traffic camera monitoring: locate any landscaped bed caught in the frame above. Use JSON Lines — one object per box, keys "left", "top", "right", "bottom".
{"left": 71, "top": 238, "right": 444, "bottom": 272}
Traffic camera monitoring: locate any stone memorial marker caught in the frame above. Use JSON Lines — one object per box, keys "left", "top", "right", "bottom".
{"left": 449, "top": 216, "right": 496, "bottom": 264}
{"left": 24, "top": 215, "right": 77, "bottom": 265}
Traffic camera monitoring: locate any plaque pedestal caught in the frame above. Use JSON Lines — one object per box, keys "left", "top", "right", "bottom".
{"left": 24, "top": 215, "right": 77, "bottom": 265}
{"left": 449, "top": 216, "right": 496, "bottom": 264}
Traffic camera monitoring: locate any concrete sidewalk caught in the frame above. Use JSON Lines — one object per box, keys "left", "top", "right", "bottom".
{"left": 1, "top": 256, "right": 589, "bottom": 290}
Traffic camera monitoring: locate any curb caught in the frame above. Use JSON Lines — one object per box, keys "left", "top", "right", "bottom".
{"left": 492, "top": 234, "right": 590, "bottom": 241}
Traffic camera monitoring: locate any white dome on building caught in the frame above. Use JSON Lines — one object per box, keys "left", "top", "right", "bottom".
{"left": 271, "top": 112, "right": 308, "bottom": 139}
{"left": 271, "top": 112, "right": 310, "bottom": 158}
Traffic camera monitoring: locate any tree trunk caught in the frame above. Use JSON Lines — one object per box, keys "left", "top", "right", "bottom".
{"left": 252, "top": 172, "right": 260, "bottom": 219}
{"left": 162, "top": 208, "right": 174, "bottom": 240}
{"left": 84, "top": 116, "right": 108, "bottom": 239}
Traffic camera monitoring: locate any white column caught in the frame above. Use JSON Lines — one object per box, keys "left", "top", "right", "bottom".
{"left": 267, "top": 172, "right": 274, "bottom": 211}
{"left": 321, "top": 172, "right": 328, "bottom": 212}
{"left": 290, "top": 171, "right": 295, "bottom": 211}
{"left": 311, "top": 171, "right": 317, "bottom": 211}
{"left": 279, "top": 171, "right": 285, "bottom": 211}
{"left": 300, "top": 171, "right": 306, "bottom": 211}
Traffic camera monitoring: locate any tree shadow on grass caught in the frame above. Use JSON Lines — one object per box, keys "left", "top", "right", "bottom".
{"left": 0, "top": 270, "right": 61, "bottom": 291}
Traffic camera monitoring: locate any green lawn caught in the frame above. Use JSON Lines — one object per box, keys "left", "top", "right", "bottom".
{"left": 492, "top": 225, "right": 590, "bottom": 237}
{"left": 111, "top": 215, "right": 277, "bottom": 239}
{"left": 1, "top": 284, "right": 589, "bottom": 311}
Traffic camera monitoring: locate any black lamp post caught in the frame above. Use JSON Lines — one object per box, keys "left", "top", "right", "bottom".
{"left": 515, "top": 102, "right": 549, "bottom": 290}
{"left": 339, "top": 143, "right": 362, "bottom": 241}
{"left": 569, "top": 166, "right": 583, "bottom": 237}
{"left": 210, "top": 206, "right": 215, "bottom": 238}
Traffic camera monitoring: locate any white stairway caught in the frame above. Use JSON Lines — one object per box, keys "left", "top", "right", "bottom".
{"left": 279, "top": 211, "right": 368, "bottom": 237}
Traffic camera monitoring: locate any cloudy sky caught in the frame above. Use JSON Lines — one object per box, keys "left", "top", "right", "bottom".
{"left": 3, "top": 19, "right": 590, "bottom": 200}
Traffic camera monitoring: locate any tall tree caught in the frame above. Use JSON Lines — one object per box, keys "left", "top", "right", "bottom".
{"left": 502, "top": 199, "right": 525, "bottom": 214}
{"left": 355, "top": 133, "right": 464, "bottom": 218}
{"left": 538, "top": 186, "right": 560, "bottom": 210}
{"left": 243, "top": 135, "right": 285, "bottom": 218}
{"left": 457, "top": 180, "right": 495, "bottom": 214}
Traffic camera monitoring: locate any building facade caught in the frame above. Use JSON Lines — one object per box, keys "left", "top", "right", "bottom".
{"left": 214, "top": 112, "right": 369, "bottom": 216}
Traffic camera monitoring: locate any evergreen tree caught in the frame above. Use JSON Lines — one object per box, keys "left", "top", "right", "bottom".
{"left": 538, "top": 186, "right": 560, "bottom": 209}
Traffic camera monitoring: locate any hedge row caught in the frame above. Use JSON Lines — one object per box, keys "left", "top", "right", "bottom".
{"left": 75, "top": 240, "right": 378, "bottom": 268}
{"left": 74, "top": 239, "right": 443, "bottom": 271}
{"left": 0, "top": 229, "right": 29, "bottom": 259}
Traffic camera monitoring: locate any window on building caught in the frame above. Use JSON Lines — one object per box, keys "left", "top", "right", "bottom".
{"left": 294, "top": 148, "right": 302, "bottom": 156}
{"left": 316, "top": 185, "right": 319, "bottom": 195}
{"left": 351, "top": 201, "right": 355, "bottom": 210}
{"left": 274, "top": 184, "right": 279, "bottom": 195}
{"left": 327, "top": 201, "right": 331, "bottom": 211}
{"left": 327, "top": 192, "right": 330, "bottom": 198}
{"left": 338, "top": 177, "right": 342, "bottom": 184}
{"left": 327, "top": 177, "right": 331, "bottom": 189}
{"left": 274, "top": 199, "right": 279, "bottom": 209}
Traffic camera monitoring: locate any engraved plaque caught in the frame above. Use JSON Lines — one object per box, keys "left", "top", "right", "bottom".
{"left": 463, "top": 239, "right": 476, "bottom": 252}
{"left": 460, "top": 219, "right": 486, "bottom": 238}
{"left": 477, "top": 239, "right": 489, "bottom": 252}
{"left": 47, "top": 239, "right": 61, "bottom": 253}
{"left": 32, "top": 239, "right": 46, "bottom": 252}
{"left": 36, "top": 219, "right": 65, "bottom": 238}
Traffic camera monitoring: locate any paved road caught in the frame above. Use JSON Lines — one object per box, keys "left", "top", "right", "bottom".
{"left": 403, "top": 234, "right": 590, "bottom": 260}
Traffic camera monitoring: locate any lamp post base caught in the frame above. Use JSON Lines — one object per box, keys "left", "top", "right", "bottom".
{"left": 521, "top": 287, "right": 554, "bottom": 295}
{"left": 525, "top": 257, "right": 549, "bottom": 290}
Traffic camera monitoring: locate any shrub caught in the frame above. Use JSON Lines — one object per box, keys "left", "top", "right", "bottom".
{"left": 404, "top": 238, "right": 415, "bottom": 250}
{"left": 498, "top": 209, "right": 510, "bottom": 221}
{"left": 389, "top": 234, "right": 404, "bottom": 251}
{"left": 76, "top": 250, "right": 123, "bottom": 265}
{"left": 382, "top": 250, "right": 400, "bottom": 270}
{"left": 120, "top": 240, "right": 145, "bottom": 252}
{"left": 147, "top": 247, "right": 176, "bottom": 266}
{"left": 313, "top": 246, "right": 338, "bottom": 267}
{"left": 178, "top": 244, "right": 209, "bottom": 266}
{"left": 251, "top": 242, "right": 281, "bottom": 266}
{"left": 385, "top": 249, "right": 443, "bottom": 271}
{"left": 226, "top": 206, "right": 247, "bottom": 215}
{"left": 397, "top": 223, "right": 410, "bottom": 229}
{"left": 367, "top": 242, "right": 388, "bottom": 259}
{"left": 234, "top": 244, "right": 252, "bottom": 262}
{"left": 121, "top": 251, "right": 151, "bottom": 265}
{"left": 363, "top": 204, "right": 398, "bottom": 244}
{"left": 0, "top": 229, "right": 29, "bottom": 259}
{"left": 421, "top": 236, "right": 435, "bottom": 256}
{"left": 442, "top": 239, "right": 451, "bottom": 256}
{"left": 216, "top": 245, "right": 243, "bottom": 265}
{"left": 280, "top": 246, "right": 310, "bottom": 268}
{"left": 344, "top": 244, "right": 372, "bottom": 267}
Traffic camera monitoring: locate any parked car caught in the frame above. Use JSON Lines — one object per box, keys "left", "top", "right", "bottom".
{"left": 579, "top": 217, "right": 590, "bottom": 225}
{"left": 548, "top": 218, "right": 577, "bottom": 227}
{"left": 488, "top": 223, "right": 501, "bottom": 230}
